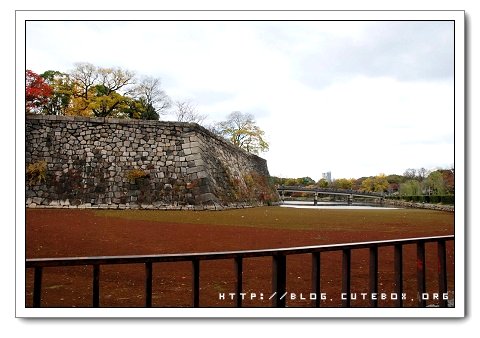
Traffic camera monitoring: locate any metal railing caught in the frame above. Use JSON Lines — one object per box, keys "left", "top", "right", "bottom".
{"left": 26, "top": 235, "right": 454, "bottom": 308}
{"left": 277, "top": 185, "right": 384, "bottom": 197}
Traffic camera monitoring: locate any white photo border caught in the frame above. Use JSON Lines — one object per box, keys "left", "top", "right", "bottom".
{"left": 15, "top": 9, "right": 465, "bottom": 318}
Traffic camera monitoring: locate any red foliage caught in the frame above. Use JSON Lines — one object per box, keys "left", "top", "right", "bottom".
{"left": 388, "top": 182, "right": 399, "bottom": 193}
{"left": 26, "top": 70, "right": 52, "bottom": 113}
{"left": 440, "top": 169, "right": 455, "bottom": 194}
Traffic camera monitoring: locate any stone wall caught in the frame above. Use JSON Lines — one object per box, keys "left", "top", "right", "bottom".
{"left": 25, "top": 115, "right": 279, "bottom": 210}
{"left": 384, "top": 199, "right": 454, "bottom": 212}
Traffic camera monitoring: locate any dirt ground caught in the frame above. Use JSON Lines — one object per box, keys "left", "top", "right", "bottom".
{"left": 25, "top": 207, "right": 455, "bottom": 308}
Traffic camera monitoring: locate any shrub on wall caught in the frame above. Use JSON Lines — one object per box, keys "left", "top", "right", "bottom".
{"left": 26, "top": 160, "right": 47, "bottom": 186}
{"left": 126, "top": 169, "right": 149, "bottom": 181}
{"left": 247, "top": 171, "right": 279, "bottom": 204}
{"left": 243, "top": 173, "right": 255, "bottom": 189}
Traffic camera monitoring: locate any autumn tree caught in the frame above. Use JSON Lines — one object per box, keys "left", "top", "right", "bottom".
{"left": 399, "top": 180, "right": 422, "bottom": 196}
{"left": 440, "top": 168, "right": 455, "bottom": 194}
{"left": 361, "top": 174, "right": 389, "bottom": 193}
{"left": 297, "top": 177, "right": 315, "bottom": 186}
{"left": 361, "top": 177, "right": 374, "bottom": 192}
{"left": 173, "top": 100, "right": 207, "bottom": 124}
{"left": 353, "top": 178, "right": 366, "bottom": 191}
{"left": 91, "top": 67, "right": 135, "bottom": 118}
{"left": 373, "top": 174, "right": 389, "bottom": 192}
{"left": 423, "top": 170, "right": 446, "bottom": 195}
{"left": 316, "top": 178, "right": 328, "bottom": 188}
{"left": 89, "top": 85, "right": 132, "bottom": 118}
{"left": 384, "top": 174, "right": 405, "bottom": 193}
{"left": 27, "top": 63, "right": 172, "bottom": 120}
{"left": 40, "top": 70, "right": 73, "bottom": 115}
{"left": 216, "top": 111, "right": 269, "bottom": 154}
{"left": 67, "top": 63, "right": 136, "bottom": 118}
{"left": 332, "top": 178, "right": 354, "bottom": 190}
{"left": 284, "top": 178, "right": 299, "bottom": 186}
{"left": 25, "top": 70, "right": 53, "bottom": 114}
{"left": 67, "top": 63, "right": 102, "bottom": 116}
{"left": 269, "top": 176, "right": 283, "bottom": 186}
{"left": 122, "top": 99, "right": 147, "bottom": 120}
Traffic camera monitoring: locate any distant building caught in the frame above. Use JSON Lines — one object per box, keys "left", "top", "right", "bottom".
{"left": 322, "top": 171, "right": 332, "bottom": 183}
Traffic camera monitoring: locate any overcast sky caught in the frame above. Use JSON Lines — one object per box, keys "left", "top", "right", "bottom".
{"left": 25, "top": 20, "right": 455, "bottom": 181}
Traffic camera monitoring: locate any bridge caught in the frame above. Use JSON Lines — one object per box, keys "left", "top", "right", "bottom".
{"left": 276, "top": 186, "right": 385, "bottom": 205}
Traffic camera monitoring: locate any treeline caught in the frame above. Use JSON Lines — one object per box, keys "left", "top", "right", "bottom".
{"left": 26, "top": 63, "right": 204, "bottom": 121}
{"left": 272, "top": 167, "right": 454, "bottom": 196}
{"left": 26, "top": 63, "right": 269, "bottom": 155}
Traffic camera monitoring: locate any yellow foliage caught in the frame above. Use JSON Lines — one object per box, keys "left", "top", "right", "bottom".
{"left": 126, "top": 169, "right": 148, "bottom": 180}
{"left": 243, "top": 173, "right": 255, "bottom": 188}
{"left": 26, "top": 160, "right": 47, "bottom": 186}
{"left": 65, "top": 96, "right": 94, "bottom": 117}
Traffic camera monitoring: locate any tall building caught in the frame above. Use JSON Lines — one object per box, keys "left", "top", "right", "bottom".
{"left": 322, "top": 171, "right": 332, "bottom": 183}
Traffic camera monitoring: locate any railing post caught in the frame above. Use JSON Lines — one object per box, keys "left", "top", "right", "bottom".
{"left": 272, "top": 254, "right": 286, "bottom": 307}
{"left": 33, "top": 267, "right": 43, "bottom": 308}
{"left": 394, "top": 244, "right": 403, "bottom": 307}
{"left": 342, "top": 249, "right": 351, "bottom": 307}
{"left": 234, "top": 256, "right": 243, "bottom": 307}
{"left": 145, "top": 262, "right": 153, "bottom": 307}
{"left": 311, "top": 252, "right": 321, "bottom": 307}
{"left": 369, "top": 247, "right": 378, "bottom": 307}
{"left": 93, "top": 264, "right": 100, "bottom": 307}
{"left": 192, "top": 259, "right": 200, "bottom": 307}
{"left": 438, "top": 240, "right": 448, "bottom": 307}
{"left": 347, "top": 194, "right": 353, "bottom": 205}
{"left": 416, "top": 242, "right": 426, "bottom": 307}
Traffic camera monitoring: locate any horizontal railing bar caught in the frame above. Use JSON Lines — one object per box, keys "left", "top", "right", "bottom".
{"left": 277, "top": 186, "right": 384, "bottom": 196}
{"left": 26, "top": 235, "right": 454, "bottom": 268}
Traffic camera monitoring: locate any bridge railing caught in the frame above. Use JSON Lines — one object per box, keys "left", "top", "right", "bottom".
{"left": 26, "top": 235, "right": 453, "bottom": 308}
{"left": 276, "top": 186, "right": 384, "bottom": 197}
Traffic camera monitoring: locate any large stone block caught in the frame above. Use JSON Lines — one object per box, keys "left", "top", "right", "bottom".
{"left": 195, "top": 192, "right": 218, "bottom": 204}
{"left": 186, "top": 165, "right": 205, "bottom": 174}
{"left": 186, "top": 153, "right": 201, "bottom": 161}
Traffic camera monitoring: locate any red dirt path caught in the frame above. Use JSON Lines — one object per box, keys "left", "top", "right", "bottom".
{"left": 25, "top": 208, "right": 455, "bottom": 308}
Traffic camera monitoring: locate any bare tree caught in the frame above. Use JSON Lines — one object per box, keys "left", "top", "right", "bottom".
{"left": 403, "top": 168, "right": 417, "bottom": 180}
{"left": 134, "top": 76, "right": 171, "bottom": 117}
{"left": 173, "top": 99, "right": 207, "bottom": 124}
{"left": 97, "top": 66, "right": 136, "bottom": 95}
{"left": 70, "top": 62, "right": 98, "bottom": 99}
{"left": 205, "top": 122, "right": 222, "bottom": 135}
{"left": 417, "top": 167, "right": 430, "bottom": 182}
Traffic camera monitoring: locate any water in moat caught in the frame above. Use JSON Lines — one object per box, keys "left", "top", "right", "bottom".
{"left": 280, "top": 200, "right": 400, "bottom": 210}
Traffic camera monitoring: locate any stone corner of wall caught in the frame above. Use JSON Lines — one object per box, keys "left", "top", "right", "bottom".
{"left": 190, "top": 123, "right": 269, "bottom": 162}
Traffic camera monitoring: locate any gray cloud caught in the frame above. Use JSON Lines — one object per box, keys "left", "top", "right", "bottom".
{"left": 273, "top": 21, "right": 454, "bottom": 88}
